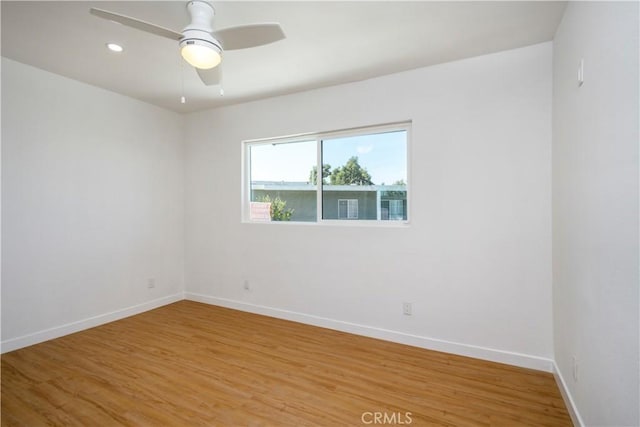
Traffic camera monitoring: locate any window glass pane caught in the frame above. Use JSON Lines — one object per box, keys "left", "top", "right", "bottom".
{"left": 321, "top": 130, "right": 407, "bottom": 221}
{"left": 337, "top": 199, "right": 359, "bottom": 219}
{"left": 249, "top": 140, "right": 317, "bottom": 222}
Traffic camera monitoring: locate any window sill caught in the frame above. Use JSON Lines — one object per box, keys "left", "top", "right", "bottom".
{"left": 242, "top": 219, "right": 411, "bottom": 228}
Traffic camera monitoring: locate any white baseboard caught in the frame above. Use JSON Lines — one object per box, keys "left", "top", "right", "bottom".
{"left": 553, "top": 361, "right": 585, "bottom": 427}
{"left": 185, "top": 292, "right": 554, "bottom": 373}
{"left": 1, "top": 293, "right": 184, "bottom": 354}
{"left": 2, "top": 291, "right": 556, "bottom": 375}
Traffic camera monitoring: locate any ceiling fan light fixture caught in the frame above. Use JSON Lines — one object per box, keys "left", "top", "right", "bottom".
{"left": 180, "top": 37, "right": 221, "bottom": 69}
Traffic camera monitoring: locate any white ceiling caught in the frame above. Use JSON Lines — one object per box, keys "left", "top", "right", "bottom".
{"left": 1, "top": 1, "right": 567, "bottom": 113}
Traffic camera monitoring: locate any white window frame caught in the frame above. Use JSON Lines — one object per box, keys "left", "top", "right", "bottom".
{"left": 242, "top": 121, "right": 411, "bottom": 226}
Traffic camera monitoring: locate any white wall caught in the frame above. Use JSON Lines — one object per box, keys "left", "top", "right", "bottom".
{"left": 1, "top": 58, "right": 185, "bottom": 351}
{"left": 184, "top": 43, "right": 553, "bottom": 369}
{"left": 552, "top": 2, "right": 639, "bottom": 426}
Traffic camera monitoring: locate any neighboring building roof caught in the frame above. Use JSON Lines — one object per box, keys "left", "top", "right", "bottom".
{"left": 251, "top": 181, "right": 406, "bottom": 192}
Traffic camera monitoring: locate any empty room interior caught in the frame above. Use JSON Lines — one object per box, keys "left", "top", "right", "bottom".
{"left": 1, "top": 1, "right": 638, "bottom": 426}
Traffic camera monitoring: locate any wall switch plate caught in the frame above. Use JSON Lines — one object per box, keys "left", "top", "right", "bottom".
{"left": 147, "top": 278, "right": 155, "bottom": 289}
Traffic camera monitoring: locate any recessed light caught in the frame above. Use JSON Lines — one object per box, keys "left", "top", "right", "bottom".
{"left": 106, "top": 43, "right": 124, "bottom": 53}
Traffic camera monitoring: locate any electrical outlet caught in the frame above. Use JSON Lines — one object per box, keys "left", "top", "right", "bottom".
{"left": 572, "top": 355, "right": 579, "bottom": 382}
{"left": 147, "top": 278, "right": 155, "bottom": 289}
{"left": 402, "top": 302, "right": 412, "bottom": 316}
{"left": 243, "top": 280, "right": 250, "bottom": 291}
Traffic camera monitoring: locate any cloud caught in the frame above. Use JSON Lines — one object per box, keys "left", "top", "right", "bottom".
{"left": 356, "top": 144, "right": 373, "bottom": 154}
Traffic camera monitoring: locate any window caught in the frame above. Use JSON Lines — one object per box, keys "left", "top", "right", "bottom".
{"left": 247, "top": 140, "right": 317, "bottom": 222}
{"left": 389, "top": 200, "right": 402, "bottom": 217}
{"left": 338, "top": 199, "right": 359, "bottom": 219}
{"left": 244, "top": 122, "right": 409, "bottom": 224}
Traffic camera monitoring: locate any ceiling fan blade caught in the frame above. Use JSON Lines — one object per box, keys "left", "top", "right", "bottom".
{"left": 197, "top": 66, "right": 222, "bottom": 86}
{"left": 213, "top": 23, "right": 285, "bottom": 50}
{"left": 90, "top": 8, "right": 183, "bottom": 41}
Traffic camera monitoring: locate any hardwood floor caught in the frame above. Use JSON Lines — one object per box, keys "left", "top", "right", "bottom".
{"left": 1, "top": 301, "right": 571, "bottom": 426}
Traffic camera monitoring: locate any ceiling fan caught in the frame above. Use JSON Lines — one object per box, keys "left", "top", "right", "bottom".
{"left": 90, "top": 1, "right": 285, "bottom": 86}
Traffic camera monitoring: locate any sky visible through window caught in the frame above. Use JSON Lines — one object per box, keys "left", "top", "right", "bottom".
{"left": 250, "top": 130, "right": 406, "bottom": 185}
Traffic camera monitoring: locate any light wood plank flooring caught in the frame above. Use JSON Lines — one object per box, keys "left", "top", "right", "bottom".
{"left": 1, "top": 301, "right": 571, "bottom": 426}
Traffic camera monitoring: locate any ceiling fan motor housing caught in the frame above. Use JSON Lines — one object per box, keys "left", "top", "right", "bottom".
{"left": 184, "top": 0, "right": 215, "bottom": 33}
{"left": 181, "top": 0, "right": 221, "bottom": 50}
{"left": 180, "top": 29, "right": 222, "bottom": 52}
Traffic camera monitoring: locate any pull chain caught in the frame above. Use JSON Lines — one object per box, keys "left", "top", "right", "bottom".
{"left": 180, "top": 56, "right": 186, "bottom": 104}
